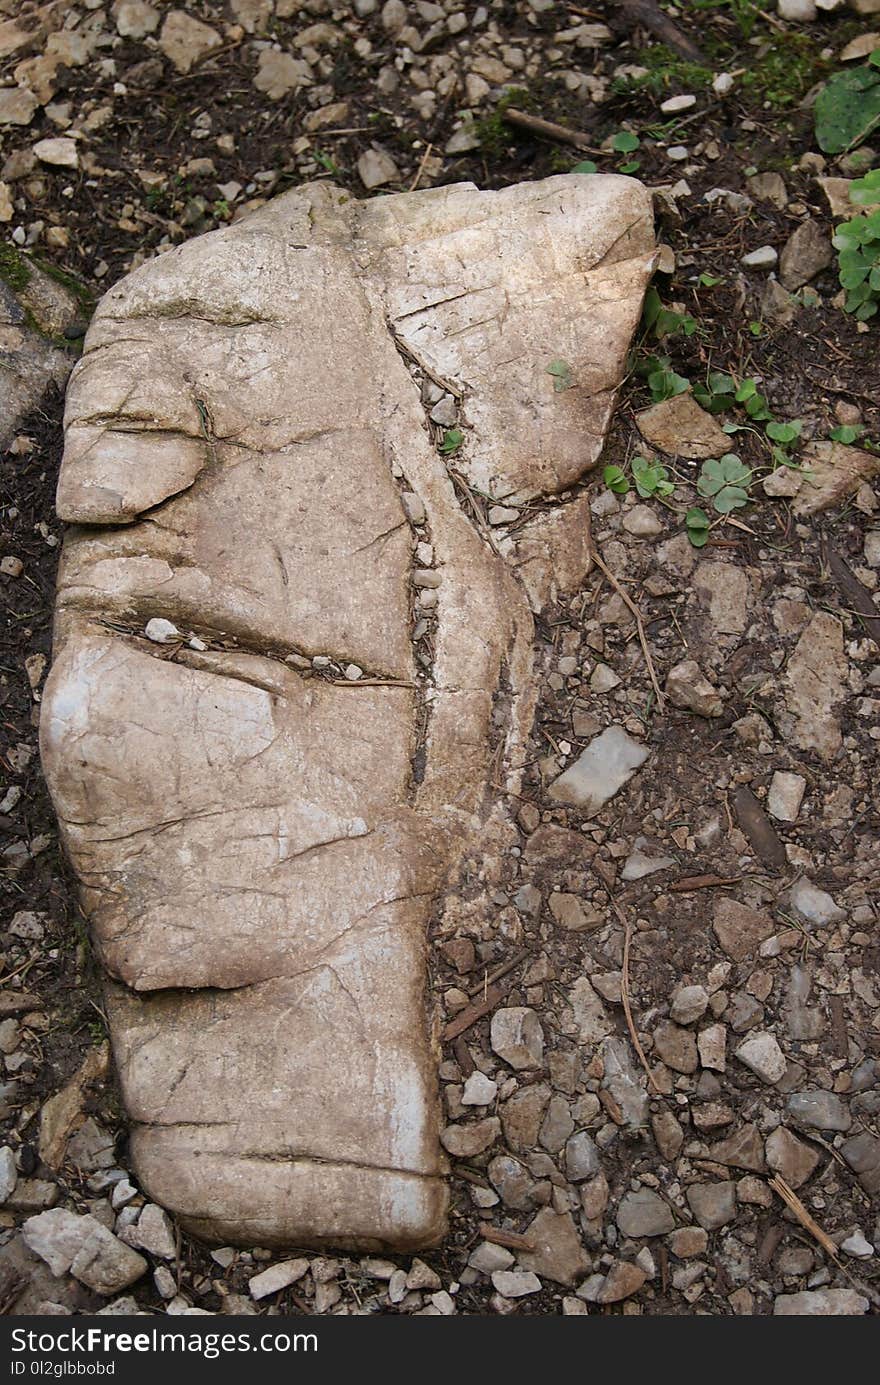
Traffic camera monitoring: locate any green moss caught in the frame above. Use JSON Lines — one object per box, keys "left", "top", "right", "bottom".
{"left": 0, "top": 242, "right": 32, "bottom": 293}
{"left": 740, "top": 33, "right": 830, "bottom": 109}
{"left": 477, "top": 87, "right": 534, "bottom": 157}
{"left": 611, "top": 44, "right": 714, "bottom": 98}
{"left": 29, "top": 252, "right": 94, "bottom": 317}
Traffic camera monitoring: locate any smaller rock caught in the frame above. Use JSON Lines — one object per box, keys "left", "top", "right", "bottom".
{"left": 668, "top": 1227, "right": 707, "bottom": 1258}
{"left": 548, "top": 724, "right": 649, "bottom": 814}
{"left": 144, "top": 618, "right": 180, "bottom": 644}
{"left": 654, "top": 1021, "right": 698, "bottom": 1075}
{"left": 33, "top": 138, "right": 79, "bottom": 170}
{"left": 666, "top": 660, "right": 723, "bottom": 717}
{"left": 0, "top": 1146, "right": 17, "bottom": 1204}
{"left": 735, "top": 1032, "right": 787, "bottom": 1084}
{"left": 765, "top": 1127, "right": 819, "bottom": 1188}
{"left": 127, "top": 1204, "right": 176, "bottom": 1259}
{"left": 248, "top": 1258, "right": 309, "bottom": 1300}
{"left": 490, "top": 1270, "right": 541, "bottom": 1297}
{"left": 469, "top": 1241, "right": 514, "bottom": 1274}
{"left": 789, "top": 877, "right": 844, "bottom": 928}
{"left": 660, "top": 94, "right": 696, "bottom": 113}
{"left": 565, "top": 1131, "right": 601, "bottom": 1182}
{"left": 440, "top": 1117, "right": 501, "bottom": 1157}
{"left": 357, "top": 146, "right": 400, "bottom": 190}
{"left": 70, "top": 1225, "right": 147, "bottom": 1295}
{"left": 622, "top": 504, "right": 663, "bottom": 538}
{"left": 621, "top": 838, "right": 675, "bottom": 881}
{"left": 617, "top": 1188, "right": 675, "bottom": 1237}
{"left": 670, "top": 985, "right": 709, "bottom": 1025}
{"left": 698, "top": 1023, "right": 727, "bottom": 1072}
{"left": 779, "top": 218, "right": 832, "bottom": 291}
{"left": 767, "top": 771, "right": 806, "bottom": 822}
{"left": 461, "top": 1071, "right": 498, "bottom": 1106}
{"left": 596, "top": 1260, "right": 646, "bottom": 1303}
{"left": 787, "top": 1090, "right": 851, "bottom": 1132}
{"left": 22, "top": 1210, "right": 99, "bottom": 1276}
{"left": 490, "top": 1007, "right": 544, "bottom": 1070}
{"left": 741, "top": 245, "right": 778, "bottom": 269}
{"left": 840, "top": 1229, "right": 873, "bottom": 1259}
{"left": 686, "top": 1181, "right": 736, "bottom": 1230}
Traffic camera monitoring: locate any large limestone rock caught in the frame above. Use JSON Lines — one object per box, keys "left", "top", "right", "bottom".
{"left": 41, "top": 176, "right": 654, "bottom": 1249}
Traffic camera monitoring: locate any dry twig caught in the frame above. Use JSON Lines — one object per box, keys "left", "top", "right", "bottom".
{"left": 768, "top": 1175, "right": 839, "bottom": 1262}
{"left": 603, "top": 888, "right": 662, "bottom": 1095}
{"left": 590, "top": 547, "right": 665, "bottom": 711}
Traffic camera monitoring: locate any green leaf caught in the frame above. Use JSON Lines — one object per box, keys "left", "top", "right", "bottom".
{"left": 850, "top": 167, "right": 880, "bottom": 204}
{"left": 647, "top": 366, "right": 689, "bottom": 402}
{"left": 685, "top": 507, "right": 711, "bottom": 548}
{"left": 603, "top": 464, "right": 630, "bottom": 495}
{"left": 546, "top": 359, "right": 574, "bottom": 391}
{"left": 619, "top": 159, "right": 641, "bottom": 173}
{"left": 439, "top": 429, "right": 464, "bottom": 455}
{"left": 713, "top": 484, "right": 750, "bottom": 514}
{"left": 744, "top": 392, "right": 771, "bottom": 420}
{"left": 735, "top": 378, "right": 757, "bottom": 402}
{"left": 571, "top": 159, "right": 598, "bottom": 174}
{"left": 699, "top": 272, "right": 724, "bottom": 287}
{"left": 612, "top": 131, "right": 640, "bottom": 153}
{"left": 814, "top": 66, "right": 880, "bottom": 154}
{"left": 766, "top": 419, "right": 803, "bottom": 444}
{"left": 830, "top": 424, "right": 864, "bottom": 444}
{"left": 697, "top": 454, "right": 751, "bottom": 513}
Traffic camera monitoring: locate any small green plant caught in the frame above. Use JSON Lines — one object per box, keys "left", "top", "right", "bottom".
{"left": 603, "top": 464, "right": 630, "bottom": 495}
{"left": 694, "top": 370, "right": 736, "bottom": 414}
{"left": 632, "top": 455, "right": 675, "bottom": 499}
{"left": 642, "top": 354, "right": 690, "bottom": 403}
{"left": 833, "top": 169, "right": 880, "bottom": 321}
{"left": 546, "top": 359, "right": 574, "bottom": 391}
{"left": 685, "top": 507, "right": 711, "bottom": 548}
{"left": 611, "top": 131, "right": 640, "bottom": 154}
{"left": 642, "top": 287, "right": 697, "bottom": 340}
{"left": 439, "top": 429, "right": 463, "bottom": 455}
{"left": 735, "top": 377, "right": 772, "bottom": 421}
{"left": 315, "top": 150, "right": 341, "bottom": 175}
{"left": 698, "top": 271, "right": 725, "bottom": 287}
{"left": 829, "top": 423, "right": 865, "bottom": 444}
{"left": 697, "top": 453, "right": 752, "bottom": 513}
{"left": 571, "top": 159, "right": 598, "bottom": 175}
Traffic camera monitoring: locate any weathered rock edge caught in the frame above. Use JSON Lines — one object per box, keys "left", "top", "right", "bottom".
{"left": 40, "top": 176, "right": 654, "bottom": 1250}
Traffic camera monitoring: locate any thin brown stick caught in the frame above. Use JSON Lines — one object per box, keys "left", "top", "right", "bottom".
{"left": 467, "top": 947, "right": 531, "bottom": 998}
{"left": 409, "top": 141, "right": 434, "bottom": 192}
{"left": 603, "top": 888, "right": 662, "bottom": 1095}
{"left": 330, "top": 677, "right": 416, "bottom": 687}
{"left": 590, "top": 548, "right": 665, "bottom": 711}
{"left": 768, "top": 1175, "right": 839, "bottom": 1262}
{"left": 441, "top": 984, "right": 506, "bottom": 1042}
{"left": 503, "top": 107, "right": 600, "bottom": 154}
{"left": 478, "top": 1224, "right": 534, "bottom": 1251}
{"left": 669, "top": 874, "right": 741, "bottom": 893}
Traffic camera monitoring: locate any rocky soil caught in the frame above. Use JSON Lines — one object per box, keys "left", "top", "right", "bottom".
{"left": 1, "top": 0, "right": 880, "bottom": 1317}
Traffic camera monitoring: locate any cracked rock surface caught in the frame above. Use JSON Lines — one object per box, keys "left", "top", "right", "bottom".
{"left": 39, "top": 174, "right": 654, "bottom": 1250}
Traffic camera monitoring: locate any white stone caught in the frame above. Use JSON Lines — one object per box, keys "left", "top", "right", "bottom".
{"left": 549, "top": 725, "right": 649, "bottom": 814}
{"left": 0, "top": 1146, "right": 17, "bottom": 1204}
{"left": 469, "top": 1241, "right": 514, "bottom": 1273}
{"left": 660, "top": 95, "right": 696, "bottom": 112}
{"left": 840, "top": 1230, "right": 873, "bottom": 1258}
{"left": 670, "top": 985, "right": 709, "bottom": 1025}
{"left": 33, "top": 138, "right": 79, "bottom": 170}
{"left": 735, "top": 1032, "right": 787, "bottom": 1084}
{"left": 491, "top": 1270, "right": 542, "bottom": 1297}
{"left": 461, "top": 1071, "right": 498, "bottom": 1106}
{"left": 249, "top": 1258, "right": 310, "bottom": 1299}
{"left": 789, "top": 877, "right": 845, "bottom": 927}
{"left": 357, "top": 147, "right": 400, "bottom": 190}
{"left": 144, "top": 618, "right": 180, "bottom": 644}
{"left": 22, "top": 1210, "right": 101, "bottom": 1276}
{"left": 767, "top": 770, "right": 806, "bottom": 822}
{"left": 741, "top": 246, "right": 778, "bottom": 269}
